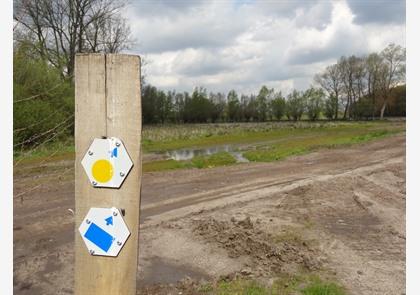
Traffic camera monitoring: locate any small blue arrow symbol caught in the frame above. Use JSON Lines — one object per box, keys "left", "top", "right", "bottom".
{"left": 105, "top": 216, "right": 113, "bottom": 226}
{"left": 111, "top": 147, "right": 118, "bottom": 158}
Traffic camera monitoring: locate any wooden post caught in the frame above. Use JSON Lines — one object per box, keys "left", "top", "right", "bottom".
{"left": 74, "top": 53, "right": 142, "bottom": 295}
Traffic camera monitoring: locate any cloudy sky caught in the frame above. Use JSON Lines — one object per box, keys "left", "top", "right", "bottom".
{"left": 124, "top": 0, "right": 405, "bottom": 95}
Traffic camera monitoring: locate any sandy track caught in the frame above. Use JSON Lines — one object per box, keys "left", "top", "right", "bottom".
{"left": 13, "top": 135, "right": 405, "bottom": 294}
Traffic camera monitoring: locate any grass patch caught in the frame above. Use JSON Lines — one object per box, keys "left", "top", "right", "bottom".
{"left": 197, "top": 283, "right": 214, "bottom": 293}
{"left": 242, "top": 129, "right": 401, "bottom": 162}
{"left": 301, "top": 280, "right": 346, "bottom": 295}
{"left": 350, "top": 130, "right": 391, "bottom": 142}
{"left": 14, "top": 138, "right": 75, "bottom": 164}
{"left": 191, "top": 152, "right": 237, "bottom": 169}
{"left": 215, "top": 279, "right": 270, "bottom": 295}
{"left": 142, "top": 159, "right": 191, "bottom": 172}
{"left": 273, "top": 273, "right": 346, "bottom": 295}
{"left": 197, "top": 273, "right": 346, "bottom": 295}
{"left": 143, "top": 152, "right": 237, "bottom": 172}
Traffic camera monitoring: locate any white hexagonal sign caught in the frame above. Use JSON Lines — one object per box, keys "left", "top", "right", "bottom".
{"left": 79, "top": 207, "right": 130, "bottom": 257}
{"left": 81, "top": 137, "right": 133, "bottom": 188}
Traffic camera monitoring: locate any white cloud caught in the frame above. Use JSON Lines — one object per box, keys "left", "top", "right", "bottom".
{"left": 125, "top": 0, "right": 405, "bottom": 95}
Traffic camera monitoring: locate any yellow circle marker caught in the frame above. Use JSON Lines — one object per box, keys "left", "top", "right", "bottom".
{"left": 91, "top": 159, "right": 114, "bottom": 183}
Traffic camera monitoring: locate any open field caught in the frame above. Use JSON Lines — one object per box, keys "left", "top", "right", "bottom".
{"left": 141, "top": 121, "right": 403, "bottom": 152}
{"left": 13, "top": 122, "right": 405, "bottom": 295}
{"left": 15, "top": 121, "right": 404, "bottom": 171}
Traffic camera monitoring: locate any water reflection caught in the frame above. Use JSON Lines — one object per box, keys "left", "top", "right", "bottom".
{"left": 166, "top": 145, "right": 249, "bottom": 163}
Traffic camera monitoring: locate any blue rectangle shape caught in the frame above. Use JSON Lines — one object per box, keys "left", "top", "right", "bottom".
{"left": 84, "top": 223, "right": 114, "bottom": 252}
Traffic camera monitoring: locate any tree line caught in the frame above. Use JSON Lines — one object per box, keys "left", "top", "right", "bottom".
{"left": 142, "top": 85, "right": 326, "bottom": 124}
{"left": 142, "top": 43, "right": 405, "bottom": 124}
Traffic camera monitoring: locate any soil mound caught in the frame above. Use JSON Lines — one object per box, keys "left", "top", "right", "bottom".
{"left": 193, "top": 216, "right": 321, "bottom": 277}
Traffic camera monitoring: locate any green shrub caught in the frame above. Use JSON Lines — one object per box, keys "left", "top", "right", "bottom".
{"left": 13, "top": 44, "right": 74, "bottom": 150}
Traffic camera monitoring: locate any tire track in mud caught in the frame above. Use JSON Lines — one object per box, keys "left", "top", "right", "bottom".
{"left": 140, "top": 156, "right": 404, "bottom": 228}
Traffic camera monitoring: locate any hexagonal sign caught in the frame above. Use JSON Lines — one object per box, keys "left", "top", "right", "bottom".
{"left": 81, "top": 137, "right": 133, "bottom": 188}
{"left": 79, "top": 207, "right": 130, "bottom": 257}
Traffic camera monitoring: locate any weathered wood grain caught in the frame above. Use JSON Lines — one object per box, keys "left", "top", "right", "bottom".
{"left": 74, "top": 53, "right": 142, "bottom": 295}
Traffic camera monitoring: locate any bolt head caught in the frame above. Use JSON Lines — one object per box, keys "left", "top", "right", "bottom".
{"left": 117, "top": 241, "right": 122, "bottom": 246}
{"left": 89, "top": 250, "right": 95, "bottom": 255}
{"left": 116, "top": 142, "right": 121, "bottom": 147}
{"left": 92, "top": 181, "right": 97, "bottom": 186}
{"left": 113, "top": 211, "right": 118, "bottom": 216}
{"left": 120, "top": 172, "right": 125, "bottom": 177}
{"left": 88, "top": 150, "right": 93, "bottom": 156}
{"left": 86, "top": 219, "right": 91, "bottom": 224}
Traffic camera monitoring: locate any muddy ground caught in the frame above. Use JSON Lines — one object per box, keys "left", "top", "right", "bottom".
{"left": 13, "top": 135, "right": 406, "bottom": 295}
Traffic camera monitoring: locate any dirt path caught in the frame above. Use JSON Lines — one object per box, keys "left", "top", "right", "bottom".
{"left": 13, "top": 135, "right": 406, "bottom": 294}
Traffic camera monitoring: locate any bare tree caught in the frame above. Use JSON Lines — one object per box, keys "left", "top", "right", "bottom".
{"left": 365, "top": 53, "right": 387, "bottom": 118}
{"left": 14, "top": 0, "right": 132, "bottom": 77}
{"left": 379, "top": 43, "right": 406, "bottom": 119}
{"left": 337, "top": 56, "right": 353, "bottom": 119}
{"left": 337, "top": 55, "right": 368, "bottom": 119}
{"left": 314, "top": 63, "right": 342, "bottom": 119}
{"left": 353, "top": 56, "right": 367, "bottom": 102}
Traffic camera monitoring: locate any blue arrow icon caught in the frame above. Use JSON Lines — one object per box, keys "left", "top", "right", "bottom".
{"left": 105, "top": 216, "right": 113, "bottom": 226}
{"left": 111, "top": 147, "right": 118, "bottom": 158}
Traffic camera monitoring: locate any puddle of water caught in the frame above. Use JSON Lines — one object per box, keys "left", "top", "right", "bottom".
{"left": 231, "top": 151, "right": 249, "bottom": 163}
{"left": 166, "top": 145, "right": 249, "bottom": 163}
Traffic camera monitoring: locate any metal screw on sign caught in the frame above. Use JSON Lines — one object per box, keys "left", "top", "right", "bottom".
{"left": 89, "top": 249, "right": 95, "bottom": 255}
{"left": 88, "top": 151, "right": 93, "bottom": 156}
{"left": 120, "top": 172, "right": 125, "bottom": 177}
{"left": 86, "top": 219, "right": 91, "bottom": 224}
{"left": 113, "top": 211, "right": 118, "bottom": 216}
{"left": 117, "top": 241, "right": 122, "bottom": 246}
